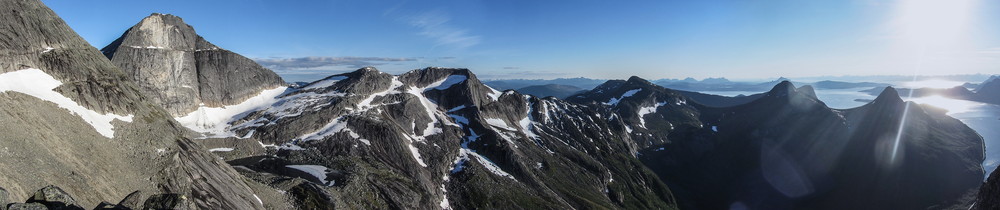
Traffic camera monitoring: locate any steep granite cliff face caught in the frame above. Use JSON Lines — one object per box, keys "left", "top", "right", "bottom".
{"left": 101, "top": 13, "right": 285, "bottom": 116}
{"left": 0, "top": 1, "right": 278, "bottom": 209}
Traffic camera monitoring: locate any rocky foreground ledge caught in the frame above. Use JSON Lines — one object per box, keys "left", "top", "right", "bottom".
{"left": 1, "top": 186, "right": 192, "bottom": 210}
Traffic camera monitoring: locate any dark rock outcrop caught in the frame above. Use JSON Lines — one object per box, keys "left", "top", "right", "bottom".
{"left": 101, "top": 13, "right": 285, "bottom": 116}
{"left": 0, "top": 186, "right": 211, "bottom": 210}
{"left": 25, "top": 186, "right": 82, "bottom": 209}
{"left": 573, "top": 79, "right": 985, "bottom": 209}
{"left": 974, "top": 76, "right": 1000, "bottom": 104}
{"left": 974, "top": 168, "right": 1000, "bottom": 210}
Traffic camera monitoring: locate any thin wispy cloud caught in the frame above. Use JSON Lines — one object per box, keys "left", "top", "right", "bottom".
{"left": 408, "top": 10, "right": 481, "bottom": 49}
{"left": 254, "top": 56, "right": 418, "bottom": 70}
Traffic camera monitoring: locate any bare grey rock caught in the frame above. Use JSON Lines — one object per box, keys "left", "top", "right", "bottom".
{"left": 5, "top": 203, "right": 45, "bottom": 210}
{"left": 0, "top": 1, "right": 278, "bottom": 209}
{"left": 113, "top": 191, "right": 142, "bottom": 210}
{"left": 26, "top": 185, "right": 82, "bottom": 209}
{"left": 0, "top": 187, "right": 7, "bottom": 210}
{"left": 142, "top": 194, "right": 189, "bottom": 210}
{"left": 102, "top": 13, "right": 285, "bottom": 116}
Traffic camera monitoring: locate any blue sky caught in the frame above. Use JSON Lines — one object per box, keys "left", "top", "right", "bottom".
{"left": 45, "top": 0, "right": 1000, "bottom": 82}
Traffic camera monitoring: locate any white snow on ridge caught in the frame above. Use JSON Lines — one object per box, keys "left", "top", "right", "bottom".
{"left": 175, "top": 86, "right": 288, "bottom": 138}
{"left": 462, "top": 149, "right": 517, "bottom": 180}
{"left": 604, "top": 89, "right": 642, "bottom": 106}
{"left": 304, "top": 76, "right": 347, "bottom": 90}
{"left": 295, "top": 116, "right": 369, "bottom": 146}
{"left": 519, "top": 102, "right": 539, "bottom": 140}
{"left": 637, "top": 101, "right": 668, "bottom": 128}
{"left": 486, "top": 86, "right": 502, "bottom": 101}
{"left": 208, "top": 147, "right": 234, "bottom": 152}
{"left": 485, "top": 118, "right": 515, "bottom": 131}
{"left": 429, "top": 75, "right": 467, "bottom": 90}
{"left": 0, "top": 68, "right": 134, "bottom": 138}
{"left": 356, "top": 77, "right": 403, "bottom": 111}
{"left": 409, "top": 144, "right": 429, "bottom": 167}
{"left": 285, "top": 165, "right": 335, "bottom": 186}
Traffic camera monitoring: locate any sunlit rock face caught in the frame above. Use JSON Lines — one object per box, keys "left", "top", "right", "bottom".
{"left": 575, "top": 80, "right": 984, "bottom": 209}
{"left": 0, "top": 0, "right": 269, "bottom": 209}
{"left": 101, "top": 13, "right": 285, "bottom": 116}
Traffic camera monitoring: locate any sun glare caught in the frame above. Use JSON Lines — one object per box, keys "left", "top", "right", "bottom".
{"left": 909, "top": 95, "right": 981, "bottom": 114}
{"left": 891, "top": 0, "right": 978, "bottom": 48}
{"left": 902, "top": 79, "right": 965, "bottom": 89}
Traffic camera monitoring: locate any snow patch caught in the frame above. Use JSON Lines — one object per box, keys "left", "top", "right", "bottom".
{"left": 603, "top": 89, "right": 642, "bottom": 106}
{"left": 485, "top": 118, "right": 516, "bottom": 131}
{"left": 430, "top": 75, "right": 467, "bottom": 90}
{"left": 465, "top": 149, "right": 516, "bottom": 180}
{"left": 409, "top": 144, "right": 429, "bottom": 167}
{"left": 175, "top": 86, "right": 287, "bottom": 138}
{"left": 637, "top": 101, "right": 668, "bottom": 128}
{"left": 285, "top": 165, "right": 335, "bottom": 186}
{"left": 304, "top": 76, "right": 347, "bottom": 90}
{"left": 486, "top": 87, "right": 502, "bottom": 101}
{"left": 295, "top": 116, "right": 370, "bottom": 146}
{"left": 0, "top": 68, "right": 134, "bottom": 138}
{"left": 253, "top": 194, "right": 263, "bottom": 205}
{"left": 518, "top": 103, "right": 539, "bottom": 139}
{"left": 208, "top": 148, "right": 234, "bottom": 152}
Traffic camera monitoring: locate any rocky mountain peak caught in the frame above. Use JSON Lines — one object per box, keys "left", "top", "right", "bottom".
{"left": 766, "top": 80, "right": 797, "bottom": 96}
{"left": 103, "top": 14, "right": 285, "bottom": 116}
{"left": 797, "top": 85, "right": 818, "bottom": 99}
{"left": 977, "top": 76, "right": 1000, "bottom": 93}
{"left": 873, "top": 86, "right": 905, "bottom": 105}
{"left": 625, "top": 75, "right": 657, "bottom": 87}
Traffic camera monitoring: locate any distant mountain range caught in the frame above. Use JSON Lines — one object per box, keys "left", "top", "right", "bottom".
{"left": 514, "top": 84, "right": 585, "bottom": 99}
{"left": 0, "top": 1, "right": 997, "bottom": 209}
{"left": 488, "top": 77, "right": 891, "bottom": 97}
{"left": 860, "top": 76, "right": 1000, "bottom": 106}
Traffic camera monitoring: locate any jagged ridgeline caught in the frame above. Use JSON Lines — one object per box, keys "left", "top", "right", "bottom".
{"left": 568, "top": 78, "right": 984, "bottom": 209}
{"left": 1, "top": 0, "right": 991, "bottom": 209}
{"left": 101, "top": 13, "right": 285, "bottom": 116}
{"left": 0, "top": 0, "right": 270, "bottom": 209}
{"left": 190, "top": 67, "right": 678, "bottom": 209}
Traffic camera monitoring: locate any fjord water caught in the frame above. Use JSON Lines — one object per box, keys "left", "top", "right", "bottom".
{"left": 703, "top": 83, "right": 1000, "bottom": 177}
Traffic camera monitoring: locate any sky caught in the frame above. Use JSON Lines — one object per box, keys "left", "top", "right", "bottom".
{"left": 44, "top": 0, "right": 1000, "bottom": 82}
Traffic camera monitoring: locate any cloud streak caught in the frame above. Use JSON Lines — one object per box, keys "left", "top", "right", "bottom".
{"left": 408, "top": 11, "right": 481, "bottom": 49}
{"left": 254, "top": 56, "right": 418, "bottom": 70}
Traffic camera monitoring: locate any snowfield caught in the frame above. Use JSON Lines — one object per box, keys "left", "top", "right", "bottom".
{"left": 175, "top": 86, "right": 288, "bottom": 138}
{"left": 0, "top": 68, "right": 134, "bottom": 138}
